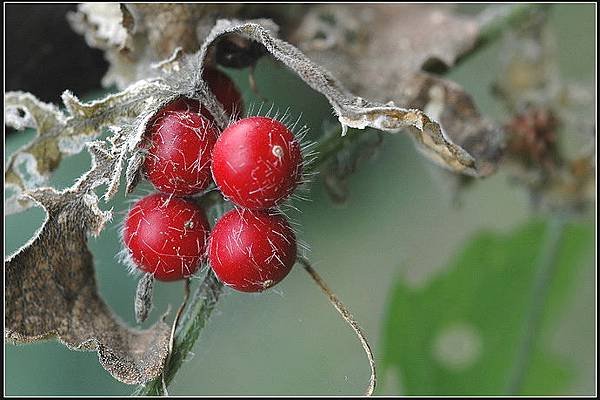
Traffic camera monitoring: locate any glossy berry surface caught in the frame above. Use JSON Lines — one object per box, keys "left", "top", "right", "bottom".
{"left": 123, "top": 193, "right": 210, "bottom": 281}
{"left": 211, "top": 116, "right": 303, "bottom": 209}
{"left": 144, "top": 110, "right": 218, "bottom": 196}
{"left": 208, "top": 209, "right": 297, "bottom": 292}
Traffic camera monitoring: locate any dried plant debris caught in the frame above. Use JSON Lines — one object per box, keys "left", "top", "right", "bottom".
{"left": 503, "top": 107, "right": 595, "bottom": 213}
{"left": 69, "top": 4, "right": 491, "bottom": 177}
{"left": 5, "top": 47, "right": 223, "bottom": 387}
{"left": 5, "top": 187, "right": 171, "bottom": 385}
{"left": 291, "top": 4, "right": 480, "bottom": 92}
{"left": 68, "top": 3, "right": 242, "bottom": 89}
{"left": 493, "top": 15, "right": 595, "bottom": 213}
{"left": 289, "top": 4, "right": 480, "bottom": 102}
{"left": 289, "top": 4, "right": 501, "bottom": 194}
{"left": 405, "top": 73, "right": 506, "bottom": 177}
{"left": 8, "top": 13, "right": 481, "bottom": 214}
{"left": 4, "top": 81, "right": 173, "bottom": 214}
{"left": 68, "top": 4, "right": 307, "bottom": 89}
{"left": 124, "top": 4, "right": 242, "bottom": 59}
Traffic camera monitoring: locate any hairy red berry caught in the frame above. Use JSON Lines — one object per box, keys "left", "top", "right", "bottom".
{"left": 211, "top": 116, "right": 303, "bottom": 209}
{"left": 144, "top": 110, "right": 218, "bottom": 196}
{"left": 202, "top": 67, "right": 244, "bottom": 119}
{"left": 159, "top": 97, "right": 201, "bottom": 115}
{"left": 123, "top": 193, "right": 211, "bottom": 281}
{"left": 161, "top": 68, "right": 243, "bottom": 120}
{"left": 208, "top": 209, "right": 297, "bottom": 292}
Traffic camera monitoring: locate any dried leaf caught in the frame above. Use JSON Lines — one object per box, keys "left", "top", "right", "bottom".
{"left": 198, "top": 19, "right": 478, "bottom": 176}
{"left": 4, "top": 81, "right": 172, "bottom": 214}
{"left": 4, "top": 47, "right": 227, "bottom": 385}
{"left": 291, "top": 5, "right": 501, "bottom": 175}
{"left": 291, "top": 4, "right": 479, "bottom": 98}
{"left": 5, "top": 187, "right": 170, "bottom": 385}
{"left": 68, "top": 3, "right": 242, "bottom": 89}
{"left": 68, "top": 6, "right": 481, "bottom": 176}
{"left": 125, "top": 4, "right": 238, "bottom": 59}
{"left": 2, "top": 12, "right": 223, "bottom": 389}
{"left": 405, "top": 73, "right": 506, "bottom": 177}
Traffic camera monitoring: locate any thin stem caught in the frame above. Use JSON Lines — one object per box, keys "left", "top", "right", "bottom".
{"left": 134, "top": 270, "right": 223, "bottom": 396}
{"left": 505, "top": 217, "right": 566, "bottom": 394}
{"left": 161, "top": 278, "right": 191, "bottom": 396}
{"left": 298, "top": 257, "right": 377, "bottom": 396}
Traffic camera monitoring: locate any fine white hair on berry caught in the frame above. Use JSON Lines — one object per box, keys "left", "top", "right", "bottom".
{"left": 242, "top": 101, "right": 318, "bottom": 209}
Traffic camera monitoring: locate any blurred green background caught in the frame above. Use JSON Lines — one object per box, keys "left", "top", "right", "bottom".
{"left": 4, "top": 4, "right": 595, "bottom": 396}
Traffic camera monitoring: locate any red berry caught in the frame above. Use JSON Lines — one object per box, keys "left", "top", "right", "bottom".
{"left": 123, "top": 193, "right": 211, "bottom": 281}
{"left": 144, "top": 110, "right": 218, "bottom": 196}
{"left": 211, "top": 116, "right": 303, "bottom": 209}
{"left": 160, "top": 68, "right": 243, "bottom": 121}
{"left": 202, "top": 67, "right": 244, "bottom": 119}
{"left": 208, "top": 209, "right": 297, "bottom": 292}
{"left": 159, "top": 97, "right": 201, "bottom": 115}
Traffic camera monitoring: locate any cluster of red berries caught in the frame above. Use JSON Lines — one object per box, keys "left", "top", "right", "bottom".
{"left": 122, "top": 68, "right": 303, "bottom": 292}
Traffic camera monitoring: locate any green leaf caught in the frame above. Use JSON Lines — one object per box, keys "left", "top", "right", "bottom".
{"left": 381, "top": 219, "right": 594, "bottom": 395}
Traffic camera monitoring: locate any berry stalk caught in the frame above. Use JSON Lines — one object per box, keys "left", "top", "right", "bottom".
{"left": 134, "top": 270, "right": 223, "bottom": 396}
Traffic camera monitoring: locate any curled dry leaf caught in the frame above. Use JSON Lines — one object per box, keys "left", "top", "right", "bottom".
{"left": 290, "top": 4, "right": 505, "bottom": 197}
{"left": 4, "top": 56, "right": 221, "bottom": 386}
{"left": 4, "top": 81, "right": 171, "bottom": 214}
{"left": 405, "top": 73, "right": 505, "bottom": 178}
{"left": 124, "top": 4, "right": 241, "bottom": 59}
{"left": 70, "top": 4, "right": 482, "bottom": 176}
{"left": 5, "top": 186, "right": 171, "bottom": 385}
{"left": 66, "top": 4, "right": 491, "bottom": 207}
{"left": 199, "top": 19, "right": 478, "bottom": 176}
{"left": 291, "top": 4, "right": 479, "bottom": 88}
